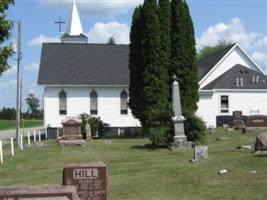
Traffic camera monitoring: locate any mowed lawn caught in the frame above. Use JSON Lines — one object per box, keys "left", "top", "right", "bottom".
{"left": 0, "top": 120, "right": 43, "bottom": 131}
{"left": 0, "top": 129, "right": 267, "bottom": 200}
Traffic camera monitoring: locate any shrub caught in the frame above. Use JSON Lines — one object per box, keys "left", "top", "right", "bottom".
{"left": 184, "top": 114, "right": 206, "bottom": 144}
{"left": 80, "top": 113, "right": 109, "bottom": 138}
{"left": 145, "top": 125, "right": 170, "bottom": 145}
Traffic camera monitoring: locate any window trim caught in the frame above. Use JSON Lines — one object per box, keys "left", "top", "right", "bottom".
{"left": 120, "top": 90, "right": 128, "bottom": 115}
{"left": 220, "top": 95, "right": 229, "bottom": 113}
{"left": 90, "top": 90, "right": 98, "bottom": 115}
{"left": 59, "top": 90, "right": 67, "bottom": 115}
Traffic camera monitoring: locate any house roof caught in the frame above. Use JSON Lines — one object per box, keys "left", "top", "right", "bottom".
{"left": 202, "top": 64, "right": 267, "bottom": 90}
{"left": 198, "top": 44, "right": 236, "bottom": 80}
{"left": 38, "top": 43, "right": 129, "bottom": 85}
{"left": 38, "top": 43, "right": 266, "bottom": 89}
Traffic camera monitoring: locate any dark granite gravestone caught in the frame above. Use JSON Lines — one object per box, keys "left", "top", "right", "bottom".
{"left": 63, "top": 162, "right": 107, "bottom": 200}
{"left": 60, "top": 117, "right": 85, "bottom": 146}
{"left": 233, "top": 111, "right": 243, "bottom": 129}
{"left": 246, "top": 115, "right": 267, "bottom": 132}
{"left": 0, "top": 185, "right": 79, "bottom": 200}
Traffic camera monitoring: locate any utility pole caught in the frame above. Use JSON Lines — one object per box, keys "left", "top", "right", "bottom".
{"left": 15, "top": 21, "right": 22, "bottom": 146}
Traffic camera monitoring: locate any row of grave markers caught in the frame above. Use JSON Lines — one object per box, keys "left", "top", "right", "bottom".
{"left": 0, "top": 129, "right": 47, "bottom": 164}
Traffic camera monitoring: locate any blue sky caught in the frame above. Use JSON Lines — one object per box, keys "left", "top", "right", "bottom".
{"left": 1, "top": 0, "right": 266, "bottom": 111}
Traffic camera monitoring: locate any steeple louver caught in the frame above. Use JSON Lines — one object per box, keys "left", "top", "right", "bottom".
{"left": 61, "top": 0, "right": 88, "bottom": 43}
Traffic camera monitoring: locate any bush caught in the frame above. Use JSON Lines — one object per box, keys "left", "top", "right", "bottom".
{"left": 145, "top": 125, "right": 170, "bottom": 145}
{"left": 184, "top": 114, "right": 206, "bottom": 144}
{"left": 80, "top": 113, "right": 109, "bottom": 138}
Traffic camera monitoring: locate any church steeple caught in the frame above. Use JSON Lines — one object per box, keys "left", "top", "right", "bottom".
{"left": 61, "top": 0, "right": 88, "bottom": 43}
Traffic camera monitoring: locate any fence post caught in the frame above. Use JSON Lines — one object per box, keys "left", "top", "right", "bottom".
{"left": 38, "top": 130, "right": 41, "bottom": 142}
{"left": 27, "top": 131, "right": 31, "bottom": 146}
{"left": 34, "top": 130, "right": 36, "bottom": 143}
{"left": 11, "top": 138, "right": 14, "bottom": 157}
{"left": 20, "top": 134, "right": 23, "bottom": 151}
{"left": 45, "top": 128, "right": 48, "bottom": 139}
{"left": 0, "top": 141, "right": 3, "bottom": 164}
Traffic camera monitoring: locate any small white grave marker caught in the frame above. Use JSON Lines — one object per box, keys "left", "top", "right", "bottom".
{"left": 27, "top": 131, "right": 31, "bottom": 146}
{"left": 10, "top": 138, "right": 14, "bottom": 157}
{"left": 20, "top": 134, "right": 24, "bottom": 151}
{"left": 0, "top": 140, "right": 3, "bottom": 164}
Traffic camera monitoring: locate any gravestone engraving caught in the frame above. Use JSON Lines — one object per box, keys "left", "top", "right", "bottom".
{"left": 60, "top": 117, "right": 85, "bottom": 146}
{"left": 0, "top": 185, "right": 79, "bottom": 200}
{"left": 63, "top": 162, "right": 107, "bottom": 200}
{"left": 169, "top": 75, "right": 192, "bottom": 149}
{"left": 194, "top": 146, "right": 208, "bottom": 160}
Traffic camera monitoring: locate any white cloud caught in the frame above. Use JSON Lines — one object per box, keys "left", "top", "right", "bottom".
{"left": 24, "top": 63, "right": 39, "bottom": 71}
{"left": 28, "top": 35, "right": 60, "bottom": 47}
{"left": 196, "top": 18, "right": 266, "bottom": 51}
{"left": 252, "top": 52, "right": 267, "bottom": 65}
{"left": 39, "top": 0, "right": 143, "bottom": 16}
{"left": 87, "top": 21, "right": 130, "bottom": 44}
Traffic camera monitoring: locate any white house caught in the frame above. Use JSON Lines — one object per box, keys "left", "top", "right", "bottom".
{"left": 197, "top": 44, "right": 267, "bottom": 127}
{"left": 38, "top": 0, "right": 267, "bottom": 136}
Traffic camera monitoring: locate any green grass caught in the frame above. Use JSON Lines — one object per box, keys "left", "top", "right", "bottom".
{"left": 0, "top": 120, "right": 43, "bottom": 131}
{"left": 0, "top": 129, "right": 267, "bottom": 199}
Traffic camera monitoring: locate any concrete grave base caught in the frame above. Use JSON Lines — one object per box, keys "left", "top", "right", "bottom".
{"left": 59, "top": 140, "right": 85, "bottom": 146}
{"left": 0, "top": 185, "right": 79, "bottom": 200}
{"left": 246, "top": 127, "right": 267, "bottom": 132}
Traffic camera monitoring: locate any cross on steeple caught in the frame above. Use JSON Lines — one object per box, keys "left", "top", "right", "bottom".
{"left": 54, "top": 17, "right": 66, "bottom": 33}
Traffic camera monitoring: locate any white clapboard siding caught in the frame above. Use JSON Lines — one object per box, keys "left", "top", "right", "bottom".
{"left": 197, "top": 90, "right": 267, "bottom": 127}
{"left": 44, "top": 86, "right": 141, "bottom": 128}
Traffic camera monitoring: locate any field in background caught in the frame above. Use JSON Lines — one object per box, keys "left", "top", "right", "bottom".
{"left": 0, "top": 129, "right": 266, "bottom": 200}
{"left": 0, "top": 120, "right": 43, "bottom": 131}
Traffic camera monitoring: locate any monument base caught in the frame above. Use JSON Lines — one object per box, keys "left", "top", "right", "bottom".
{"left": 168, "top": 136, "right": 192, "bottom": 150}
{"left": 59, "top": 139, "right": 85, "bottom": 146}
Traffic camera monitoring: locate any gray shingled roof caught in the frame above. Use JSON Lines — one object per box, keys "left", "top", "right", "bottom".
{"left": 198, "top": 44, "right": 235, "bottom": 80}
{"left": 202, "top": 64, "right": 267, "bottom": 90}
{"left": 38, "top": 43, "right": 129, "bottom": 85}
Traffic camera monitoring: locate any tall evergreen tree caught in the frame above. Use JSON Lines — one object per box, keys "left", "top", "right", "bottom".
{"left": 158, "top": 0, "right": 171, "bottom": 78}
{"left": 140, "top": 0, "right": 170, "bottom": 144}
{"left": 129, "top": 6, "right": 144, "bottom": 122}
{"left": 0, "top": 0, "right": 14, "bottom": 75}
{"left": 171, "top": 0, "right": 199, "bottom": 116}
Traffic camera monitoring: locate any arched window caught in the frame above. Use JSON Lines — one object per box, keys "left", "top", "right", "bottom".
{"left": 90, "top": 90, "right": 98, "bottom": 115}
{"left": 59, "top": 90, "right": 67, "bottom": 115}
{"left": 121, "top": 90, "right": 128, "bottom": 115}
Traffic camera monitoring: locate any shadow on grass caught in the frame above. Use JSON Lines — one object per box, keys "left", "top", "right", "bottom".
{"left": 131, "top": 144, "right": 168, "bottom": 151}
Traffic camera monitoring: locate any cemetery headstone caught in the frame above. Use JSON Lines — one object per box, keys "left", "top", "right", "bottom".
{"left": 194, "top": 146, "right": 208, "bottom": 160}
{"left": 254, "top": 133, "right": 267, "bottom": 151}
{"left": 246, "top": 115, "right": 267, "bottom": 132}
{"left": 233, "top": 111, "right": 243, "bottom": 129}
{"left": 63, "top": 162, "right": 107, "bottom": 200}
{"left": 0, "top": 185, "right": 79, "bottom": 200}
{"left": 169, "top": 75, "right": 192, "bottom": 149}
{"left": 60, "top": 117, "right": 85, "bottom": 146}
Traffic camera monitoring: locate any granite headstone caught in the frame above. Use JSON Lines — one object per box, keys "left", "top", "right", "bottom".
{"left": 63, "top": 162, "right": 107, "bottom": 200}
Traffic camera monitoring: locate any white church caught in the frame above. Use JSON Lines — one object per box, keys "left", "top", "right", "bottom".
{"left": 38, "top": 0, "right": 267, "bottom": 136}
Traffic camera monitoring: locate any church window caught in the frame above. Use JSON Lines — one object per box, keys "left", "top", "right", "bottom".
{"left": 121, "top": 90, "right": 128, "bottom": 115}
{"left": 221, "top": 95, "right": 229, "bottom": 113}
{"left": 59, "top": 90, "right": 67, "bottom": 115}
{"left": 90, "top": 90, "right": 98, "bottom": 115}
